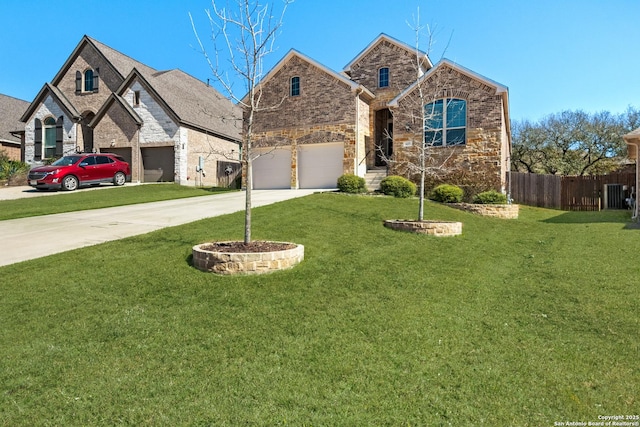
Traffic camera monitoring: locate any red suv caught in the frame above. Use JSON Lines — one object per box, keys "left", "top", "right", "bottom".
{"left": 28, "top": 153, "right": 131, "bottom": 191}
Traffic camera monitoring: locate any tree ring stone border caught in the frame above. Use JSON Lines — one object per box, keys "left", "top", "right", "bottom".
{"left": 384, "top": 220, "right": 462, "bottom": 236}
{"left": 192, "top": 241, "right": 304, "bottom": 275}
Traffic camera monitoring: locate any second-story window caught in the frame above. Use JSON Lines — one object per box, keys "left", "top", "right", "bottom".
{"left": 76, "top": 68, "right": 100, "bottom": 93}
{"left": 84, "top": 69, "right": 94, "bottom": 92}
{"left": 290, "top": 76, "right": 300, "bottom": 97}
{"left": 379, "top": 67, "right": 389, "bottom": 88}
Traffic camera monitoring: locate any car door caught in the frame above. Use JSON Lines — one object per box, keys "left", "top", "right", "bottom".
{"left": 77, "top": 155, "right": 98, "bottom": 183}
{"left": 95, "top": 155, "right": 117, "bottom": 181}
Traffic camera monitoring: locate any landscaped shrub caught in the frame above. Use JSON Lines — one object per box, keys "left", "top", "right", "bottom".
{"left": 337, "top": 174, "right": 367, "bottom": 193}
{"left": 430, "top": 184, "right": 463, "bottom": 203}
{"left": 473, "top": 190, "right": 508, "bottom": 204}
{"left": 380, "top": 175, "right": 416, "bottom": 198}
{"left": 0, "top": 152, "right": 30, "bottom": 185}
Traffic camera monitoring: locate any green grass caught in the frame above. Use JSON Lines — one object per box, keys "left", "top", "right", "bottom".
{"left": 0, "top": 184, "right": 237, "bottom": 220}
{"left": 1, "top": 194, "right": 638, "bottom": 426}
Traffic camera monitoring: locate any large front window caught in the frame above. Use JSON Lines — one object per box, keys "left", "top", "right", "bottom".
{"left": 424, "top": 98, "right": 466, "bottom": 146}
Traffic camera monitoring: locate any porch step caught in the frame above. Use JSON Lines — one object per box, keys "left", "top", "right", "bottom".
{"left": 364, "top": 169, "right": 387, "bottom": 192}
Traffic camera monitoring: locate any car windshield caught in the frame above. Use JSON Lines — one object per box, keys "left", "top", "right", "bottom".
{"left": 51, "top": 156, "right": 82, "bottom": 166}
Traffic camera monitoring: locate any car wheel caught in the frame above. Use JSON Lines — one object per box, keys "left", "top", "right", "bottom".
{"left": 113, "top": 171, "right": 126, "bottom": 186}
{"left": 62, "top": 175, "right": 79, "bottom": 191}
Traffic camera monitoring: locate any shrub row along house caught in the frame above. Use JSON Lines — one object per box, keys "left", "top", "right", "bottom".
{"left": 16, "top": 33, "right": 511, "bottom": 190}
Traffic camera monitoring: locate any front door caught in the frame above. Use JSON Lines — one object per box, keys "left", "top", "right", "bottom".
{"left": 375, "top": 109, "right": 393, "bottom": 167}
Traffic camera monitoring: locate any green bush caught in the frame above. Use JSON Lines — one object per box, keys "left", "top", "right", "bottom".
{"left": 337, "top": 174, "right": 367, "bottom": 193}
{"left": 0, "top": 152, "right": 30, "bottom": 182}
{"left": 473, "top": 190, "right": 508, "bottom": 204}
{"left": 430, "top": 184, "right": 463, "bottom": 203}
{"left": 380, "top": 175, "right": 416, "bottom": 198}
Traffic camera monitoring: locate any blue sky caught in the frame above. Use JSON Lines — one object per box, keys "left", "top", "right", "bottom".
{"left": 1, "top": 0, "right": 638, "bottom": 122}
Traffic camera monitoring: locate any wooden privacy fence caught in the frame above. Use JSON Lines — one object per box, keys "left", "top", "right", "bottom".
{"left": 508, "top": 172, "right": 561, "bottom": 209}
{"left": 216, "top": 161, "right": 242, "bottom": 188}
{"left": 508, "top": 172, "right": 635, "bottom": 211}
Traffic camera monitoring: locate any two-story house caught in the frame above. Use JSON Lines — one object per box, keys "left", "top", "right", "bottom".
{"left": 248, "top": 33, "right": 511, "bottom": 192}
{"left": 20, "top": 35, "right": 241, "bottom": 186}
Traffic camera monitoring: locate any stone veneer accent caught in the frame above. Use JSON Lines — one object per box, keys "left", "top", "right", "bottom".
{"left": 192, "top": 242, "right": 304, "bottom": 275}
{"left": 449, "top": 203, "right": 519, "bottom": 219}
{"left": 384, "top": 220, "right": 462, "bottom": 236}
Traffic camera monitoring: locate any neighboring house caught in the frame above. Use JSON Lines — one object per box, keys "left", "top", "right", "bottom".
{"left": 20, "top": 35, "right": 241, "bottom": 186}
{"left": 248, "top": 33, "right": 511, "bottom": 191}
{"left": 0, "top": 94, "right": 29, "bottom": 161}
{"left": 623, "top": 128, "right": 640, "bottom": 218}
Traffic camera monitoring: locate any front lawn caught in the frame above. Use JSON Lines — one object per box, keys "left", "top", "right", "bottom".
{"left": 0, "top": 194, "right": 637, "bottom": 426}
{"left": 0, "top": 184, "right": 236, "bottom": 221}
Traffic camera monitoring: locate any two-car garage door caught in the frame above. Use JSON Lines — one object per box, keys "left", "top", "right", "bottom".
{"left": 252, "top": 142, "right": 343, "bottom": 189}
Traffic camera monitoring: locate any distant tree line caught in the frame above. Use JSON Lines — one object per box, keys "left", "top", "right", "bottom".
{"left": 511, "top": 106, "right": 640, "bottom": 175}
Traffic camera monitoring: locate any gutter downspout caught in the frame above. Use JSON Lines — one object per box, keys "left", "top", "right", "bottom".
{"left": 634, "top": 141, "right": 639, "bottom": 220}
{"left": 355, "top": 87, "right": 363, "bottom": 176}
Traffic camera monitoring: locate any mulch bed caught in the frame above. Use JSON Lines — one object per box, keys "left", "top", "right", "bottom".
{"left": 200, "top": 241, "right": 296, "bottom": 253}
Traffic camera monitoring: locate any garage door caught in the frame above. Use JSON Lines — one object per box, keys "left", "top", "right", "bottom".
{"left": 298, "top": 142, "right": 343, "bottom": 189}
{"left": 252, "top": 146, "right": 291, "bottom": 189}
{"left": 141, "top": 146, "right": 175, "bottom": 182}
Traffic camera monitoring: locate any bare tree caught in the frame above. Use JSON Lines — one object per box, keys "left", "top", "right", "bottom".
{"left": 384, "top": 10, "right": 460, "bottom": 221}
{"left": 191, "top": 0, "right": 293, "bottom": 243}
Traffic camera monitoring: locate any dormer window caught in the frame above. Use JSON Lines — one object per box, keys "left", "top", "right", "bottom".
{"left": 378, "top": 67, "right": 389, "bottom": 88}
{"left": 76, "top": 68, "right": 100, "bottom": 93}
{"left": 290, "top": 76, "right": 300, "bottom": 97}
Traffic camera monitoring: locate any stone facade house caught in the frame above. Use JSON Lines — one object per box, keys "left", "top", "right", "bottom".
{"left": 0, "top": 94, "right": 29, "bottom": 161}
{"left": 20, "top": 36, "right": 241, "bottom": 186}
{"left": 248, "top": 33, "right": 511, "bottom": 191}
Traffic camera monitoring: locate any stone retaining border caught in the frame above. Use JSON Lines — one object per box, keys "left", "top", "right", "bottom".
{"left": 449, "top": 203, "right": 519, "bottom": 219}
{"left": 192, "top": 241, "right": 304, "bottom": 275}
{"left": 384, "top": 220, "right": 463, "bottom": 236}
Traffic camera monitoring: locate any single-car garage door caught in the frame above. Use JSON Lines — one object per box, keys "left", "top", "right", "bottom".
{"left": 298, "top": 142, "right": 343, "bottom": 189}
{"left": 252, "top": 146, "right": 291, "bottom": 189}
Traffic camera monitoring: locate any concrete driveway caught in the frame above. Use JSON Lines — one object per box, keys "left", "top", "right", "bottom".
{"left": 0, "top": 188, "right": 318, "bottom": 267}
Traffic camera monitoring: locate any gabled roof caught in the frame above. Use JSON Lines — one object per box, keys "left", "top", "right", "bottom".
{"left": 343, "top": 33, "right": 433, "bottom": 74}
{"left": 145, "top": 69, "right": 241, "bottom": 141}
{"left": 0, "top": 94, "right": 29, "bottom": 142}
{"left": 89, "top": 93, "right": 143, "bottom": 128}
{"left": 388, "top": 58, "right": 508, "bottom": 108}
{"left": 51, "top": 35, "right": 156, "bottom": 87}
{"left": 20, "top": 83, "right": 81, "bottom": 122}
{"left": 99, "top": 68, "right": 241, "bottom": 142}
{"left": 388, "top": 58, "right": 511, "bottom": 142}
{"left": 247, "top": 49, "right": 375, "bottom": 103}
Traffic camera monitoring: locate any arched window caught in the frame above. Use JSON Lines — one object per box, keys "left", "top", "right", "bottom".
{"left": 424, "top": 98, "right": 466, "bottom": 146}
{"left": 290, "top": 76, "right": 300, "bottom": 97}
{"left": 378, "top": 67, "right": 389, "bottom": 88}
{"left": 76, "top": 68, "right": 99, "bottom": 93}
{"left": 43, "top": 117, "right": 57, "bottom": 158}
{"left": 84, "top": 69, "right": 94, "bottom": 92}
